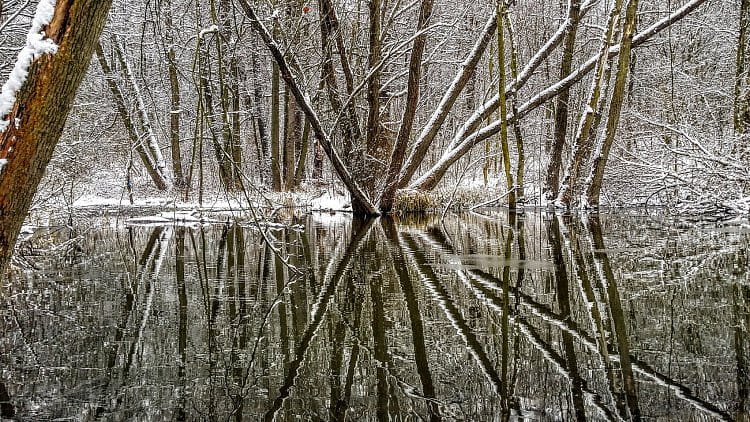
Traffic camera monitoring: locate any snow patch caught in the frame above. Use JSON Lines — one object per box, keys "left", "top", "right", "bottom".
{"left": 199, "top": 25, "right": 219, "bottom": 39}
{"left": 304, "top": 190, "right": 351, "bottom": 212}
{"left": 0, "top": 0, "right": 58, "bottom": 133}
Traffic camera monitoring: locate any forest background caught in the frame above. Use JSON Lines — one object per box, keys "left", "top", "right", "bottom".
{"left": 0, "top": 0, "right": 747, "bottom": 233}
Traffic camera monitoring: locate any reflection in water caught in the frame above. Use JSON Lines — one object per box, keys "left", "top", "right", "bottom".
{"left": 0, "top": 212, "right": 748, "bottom": 420}
{"left": 0, "top": 379, "right": 13, "bottom": 418}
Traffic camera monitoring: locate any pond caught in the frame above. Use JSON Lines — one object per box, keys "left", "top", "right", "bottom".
{"left": 0, "top": 211, "right": 748, "bottom": 421}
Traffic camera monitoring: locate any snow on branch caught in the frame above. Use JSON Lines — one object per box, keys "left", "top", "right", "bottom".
{"left": 0, "top": 0, "right": 58, "bottom": 133}
{"left": 198, "top": 24, "right": 219, "bottom": 39}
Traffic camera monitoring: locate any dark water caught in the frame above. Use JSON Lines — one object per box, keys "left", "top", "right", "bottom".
{"left": 1, "top": 211, "right": 748, "bottom": 421}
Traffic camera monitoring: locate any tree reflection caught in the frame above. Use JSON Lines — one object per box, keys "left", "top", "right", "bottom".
{"left": 0, "top": 379, "right": 13, "bottom": 418}
{"left": 0, "top": 212, "right": 746, "bottom": 420}
{"left": 382, "top": 218, "right": 440, "bottom": 422}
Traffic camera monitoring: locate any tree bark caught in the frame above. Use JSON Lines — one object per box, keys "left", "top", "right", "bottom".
{"left": 585, "top": 0, "right": 640, "bottom": 207}
{"left": 556, "top": 0, "right": 623, "bottom": 208}
{"left": 293, "top": 117, "right": 310, "bottom": 186}
{"left": 543, "top": 0, "right": 581, "bottom": 201}
{"left": 284, "top": 90, "right": 300, "bottom": 189}
{"left": 283, "top": 0, "right": 303, "bottom": 191}
{"left": 735, "top": 0, "right": 750, "bottom": 134}
{"left": 0, "top": 0, "right": 114, "bottom": 276}
{"left": 164, "top": 0, "right": 185, "bottom": 189}
{"left": 0, "top": 379, "right": 13, "bottom": 418}
{"left": 496, "top": 3, "right": 515, "bottom": 208}
{"left": 318, "top": 0, "right": 362, "bottom": 163}
{"left": 504, "top": 14, "right": 526, "bottom": 204}
{"left": 364, "top": 0, "right": 383, "bottom": 199}
{"left": 249, "top": 41, "right": 271, "bottom": 183}
{"left": 271, "top": 57, "right": 282, "bottom": 191}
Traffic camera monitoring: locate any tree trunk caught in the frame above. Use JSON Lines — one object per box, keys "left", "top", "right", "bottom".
{"left": 363, "top": 0, "right": 383, "bottom": 199}
{"left": 294, "top": 117, "right": 310, "bottom": 186}
{"left": 230, "top": 57, "right": 242, "bottom": 188}
{"left": 164, "top": 0, "right": 185, "bottom": 189}
{"left": 585, "top": 0, "right": 640, "bottom": 207}
{"left": 378, "top": 0, "right": 434, "bottom": 213}
{"left": 223, "top": 0, "right": 243, "bottom": 190}
{"left": 271, "top": 58, "right": 282, "bottom": 191}
{"left": 504, "top": 14, "right": 526, "bottom": 204}
{"left": 212, "top": 0, "right": 241, "bottom": 191}
{"left": 318, "top": 0, "right": 362, "bottom": 164}
{"left": 95, "top": 44, "right": 169, "bottom": 190}
{"left": 736, "top": 0, "right": 750, "bottom": 134}
{"left": 237, "top": 0, "right": 379, "bottom": 215}
{"left": 283, "top": 91, "right": 299, "bottom": 190}
{"left": 397, "top": 14, "right": 497, "bottom": 188}
{"left": 543, "top": 0, "right": 581, "bottom": 201}
{"left": 409, "top": 0, "right": 707, "bottom": 192}
{"left": 0, "top": 0, "right": 113, "bottom": 276}
{"left": 283, "top": 0, "right": 303, "bottom": 191}
{"left": 113, "top": 39, "right": 170, "bottom": 189}
{"left": 197, "top": 38, "right": 232, "bottom": 189}
{"left": 0, "top": 380, "right": 12, "bottom": 418}
{"left": 496, "top": 4, "right": 515, "bottom": 208}
{"left": 557, "top": 0, "right": 623, "bottom": 208}
{"left": 328, "top": 0, "right": 361, "bottom": 156}
{"left": 250, "top": 42, "right": 271, "bottom": 183}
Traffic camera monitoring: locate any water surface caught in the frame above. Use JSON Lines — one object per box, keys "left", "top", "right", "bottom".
{"left": 1, "top": 211, "right": 748, "bottom": 421}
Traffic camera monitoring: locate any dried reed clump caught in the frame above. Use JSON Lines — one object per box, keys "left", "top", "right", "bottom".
{"left": 394, "top": 187, "right": 490, "bottom": 214}
{"left": 394, "top": 189, "right": 439, "bottom": 214}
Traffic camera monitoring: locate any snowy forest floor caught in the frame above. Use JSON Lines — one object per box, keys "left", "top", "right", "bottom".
{"left": 24, "top": 180, "right": 750, "bottom": 229}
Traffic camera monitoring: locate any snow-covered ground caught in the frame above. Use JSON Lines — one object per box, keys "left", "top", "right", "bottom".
{"left": 71, "top": 188, "right": 353, "bottom": 213}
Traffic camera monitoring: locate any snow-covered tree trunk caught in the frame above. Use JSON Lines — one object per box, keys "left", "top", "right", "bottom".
{"left": 556, "top": 0, "right": 624, "bottom": 208}
{"left": 236, "top": 0, "right": 379, "bottom": 216}
{"left": 585, "top": 0, "right": 640, "bottom": 208}
{"left": 0, "top": 0, "right": 113, "bottom": 276}
{"left": 410, "top": 1, "right": 598, "bottom": 191}
{"left": 378, "top": 0, "right": 434, "bottom": 213}
{"left": 113, "top": 38, "right": 171, "bottom": 189}
{"left": 95, "top": 43, "right": 169, "bottom": 191}
{"left": 410, "top": 0, "right": 708, "bottom": 192}
{"left": 543, "top": 0, "right": 581, "bottom": 202}
{"left": 396, "top": 14, "right": 497, "bottom": 189}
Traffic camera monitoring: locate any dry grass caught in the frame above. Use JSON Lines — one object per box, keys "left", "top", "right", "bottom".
{"left": 393, "top": 187, "right": 491, "bottom": 214}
